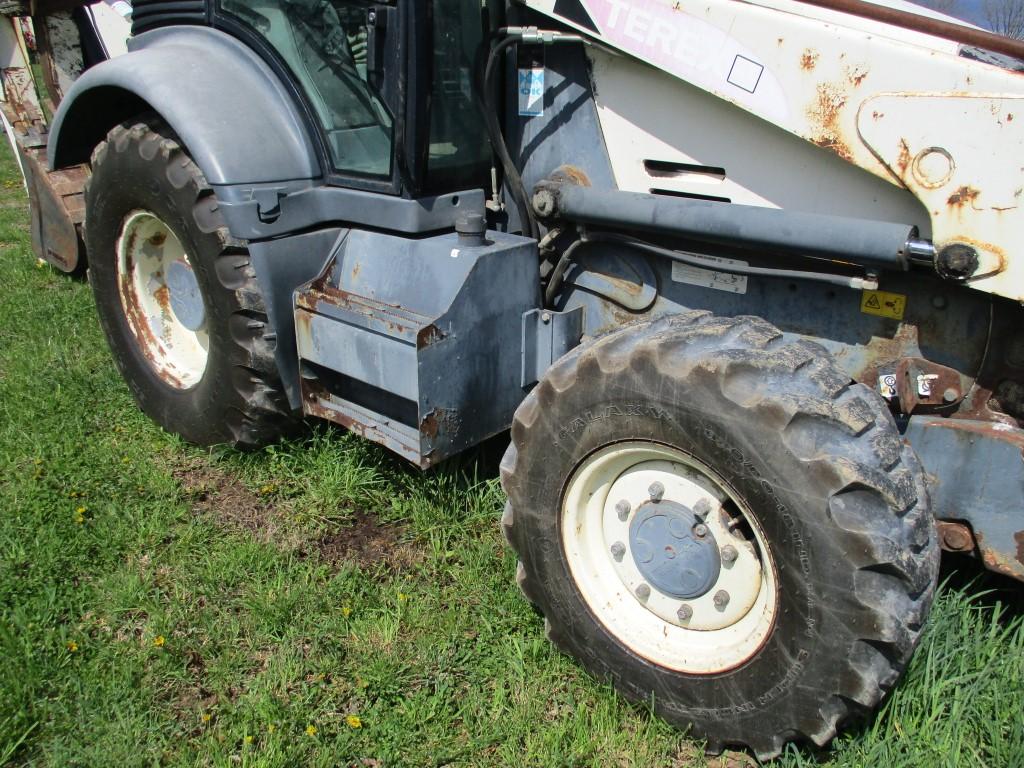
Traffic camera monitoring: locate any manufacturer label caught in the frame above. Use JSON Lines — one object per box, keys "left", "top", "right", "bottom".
{"left": 518, "top": 68, "right": 545, "bottom": 117}
{"left": 860, "top": 289, "right": 906, "bottom": 320}
{"left": 671, "top": 256, "right": 748, "bottom": 294}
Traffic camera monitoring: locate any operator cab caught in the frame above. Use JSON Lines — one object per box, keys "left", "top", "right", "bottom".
{"left": 210, "top": 0, "right": 492, "bottom": 197}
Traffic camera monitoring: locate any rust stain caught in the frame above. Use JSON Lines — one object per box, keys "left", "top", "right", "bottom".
{"left": 807, "top": 83, "right": 853, "bottom": 161}
{"left": 154, "top": 285, "right": 171, "bottom": 314}
{"left": 947, "top": 186, "right": 980, "bottom": 209}
{"left": 871, "top": 110, "right": 885, "bottom": 120}
{"left": 777, "top": 37, "right": 784, "bottom": 46}
{"left": 896, "top": 139, "right": 912, "bottom": 179}
{"left": 416, "top": 324, "right": 446, "bottom": 349}
{"left": 351, "top": 262, "right": 361, "bottom": 281}
{"left": 846, "top": 66, "right": 868, "bottom": 86}
{"left": 800, "top": 49, "right": 819, "bottom": 70}
{"left": 1009, "top": 113, "right": 1015, "bottom": 121}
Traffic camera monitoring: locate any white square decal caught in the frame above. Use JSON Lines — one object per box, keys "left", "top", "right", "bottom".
{"left": 727, "top": 55, "right": 764, "bottom": 94}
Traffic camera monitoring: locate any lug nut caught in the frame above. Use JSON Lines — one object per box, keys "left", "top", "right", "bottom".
{"left": 636, "top": 583, "right": 651, "bottom": 601}
{"left": 721, "top": 545, "right": 738, "bottom": 563}
{"left": 693, "top": 498, "right": 711, "bottom": 519}
{"left": 648, "top": 482, "right": 665, "bottom": 502}
{"left": 713, "top": 589, "right": 730, "bottom": 609}
{"left": 693, "top": 523, "right": 708, "bottom": 538}
{"left": 610, "top": 541, "right": 626, "bottom": 561}
{"left": 943, "top": 387, "right": 959, "bottom": 404}
{"left": 615, "top": 499, "right": 631, "bottom": 521}
{"left": 677, "top": 604, "right": 693, "bottom": 621}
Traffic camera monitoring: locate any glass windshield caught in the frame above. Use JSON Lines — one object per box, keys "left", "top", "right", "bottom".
{"left": 221, "top": 0, "right": 394, "bottom": 178}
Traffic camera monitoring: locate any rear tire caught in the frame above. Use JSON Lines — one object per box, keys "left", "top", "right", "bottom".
{"left": 500, "top": 312, "right": 939, "bottom": 759}
{"left": 85, "top": 118, "right": 294, "bottom": 447}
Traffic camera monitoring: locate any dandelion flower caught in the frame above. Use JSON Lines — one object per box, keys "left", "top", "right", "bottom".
{"left": 201, "top": 713, "right": 212, "bottom": 723}
{"left": 341, "top": 606, "right": 352, "bottom": 618}
{"left": 398, "top": 593, "right": 409, "bottom": 602}
{"left": 345, "top": 715, "right": 362, "bottom": 729}
{"left": 267, "top": 724, "right": 276, "bottom": 733}
{"left": 305, "top": 725, "right": 317, "bottom": 737}
{"left": 243, "top": 735, "right": 253, "bottom": 745}
{"left": 153, "top": 635, "right": 165, "bottom": 647}
{"left": 66, "top": 640, "right": 78, "bottom": 652}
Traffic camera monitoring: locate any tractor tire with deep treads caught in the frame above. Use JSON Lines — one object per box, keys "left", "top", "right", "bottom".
{"left": 85, "top": 118, "right": 294, "bottom": 447}
{"left": 500, "top": 312, "right": 939, "bottom": 760}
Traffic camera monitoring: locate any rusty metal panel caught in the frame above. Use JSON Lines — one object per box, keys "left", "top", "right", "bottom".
{"left": 294, "top": 227, "right": 540, "bottom": 468}
{"left": 906, "top": 416, "right": 1024, "bottom": 582}
{"left": 18, "top": 141, "right": 85, "bottom": 270}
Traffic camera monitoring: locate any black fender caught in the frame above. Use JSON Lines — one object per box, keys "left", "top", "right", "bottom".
{"left": 47, "top": 26, "right": 320, "bottom": 186}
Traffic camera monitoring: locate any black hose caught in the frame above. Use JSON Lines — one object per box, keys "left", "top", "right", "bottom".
{"left": 544, "top": 238, "right": 587, "bottom": 305}
{"left": 482, "top": 37, "right": 539, "bottom": 240}
{"left": 589, "top": 232, "right": 877, "bottom": 289}
{"left": 543, "top": 231, "right": 878, "bottom": 307}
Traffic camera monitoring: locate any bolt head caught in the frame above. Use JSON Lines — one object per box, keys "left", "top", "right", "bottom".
{"left": 635, "top": 583, "right": 651, "bottom": 601}
{"left": 541, "top": 311, "right": 552, "bottom": 324}
{"left": 693, "top": 523, "right": 708, "bottom": 538}
{"left": 648, "top": 482, "right": 665, "bottom": 502}
{"left": 713, "top": 589, "right": 730, "bottom": 609}
{"left": 943, "top": 387, "right": 959, "bottom": 404}
{"left": 721, "top": 545, "right": 738, "bottom": 563}
{"left": 693, "top": 498, "right": 712, "bottom": 519}
{"left": 677, "top": 604, "right": 693, "bottom": 621}
{"left": 615, "top": 499, "right": 631, "bottom": 521}
{"left": 610, "top": 541, "right": 626, "bottom": 561}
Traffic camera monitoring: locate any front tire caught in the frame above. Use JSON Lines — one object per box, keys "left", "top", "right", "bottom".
{"left": 500, "top": 312, "right": 939, "bottom": 759}
{"left": 85, "top": 118, "right": 294, "bottom": 447}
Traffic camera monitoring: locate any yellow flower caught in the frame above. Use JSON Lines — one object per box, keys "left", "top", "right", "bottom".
{"left": 341, "top": 606, "right": 352, "bottom": 618}
{"left": 66, "top": 640, "right": 78, "bottom": 652}
{"left": 243, "top": 735, "right": 253, "bottom": 745}
{"left": 76, "top": 506, "right": 87, "bottom": 514}
{"left": 345, "top": 715, "right": 362, "bottom": 729}
{"left": 201, "top": 713, "right": 212, "bottom": 723}
{"left": 73, "top": 511, "right": 84, "bottom": 525}
{"left": 398, "top": 593, "right": 409, "bottom": 602}
{"left": 305, "top": 725, "right": 317, "bottom": 737}
{"left": 267, "top": 724, "right": 276, "bottom": 734}
{"left": 153, "top": 635, "right": 165, "bottom": 647}
{"left": 258, "top": 483, "right": 277, "bottom": 495}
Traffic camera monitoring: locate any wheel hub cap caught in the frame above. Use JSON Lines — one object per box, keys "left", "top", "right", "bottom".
{"left": 165, "top": 259, "right": 205, "bottom": 332}
{"left": 629, "top": 500, "right": 721, "bottom": 599}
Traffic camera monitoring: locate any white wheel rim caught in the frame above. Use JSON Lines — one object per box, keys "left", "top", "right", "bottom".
{"left": 561, "top": 441, "right": 778, "bottom": 673}
{"left": 116, "top": 210, "right": 209, "bottom": 389}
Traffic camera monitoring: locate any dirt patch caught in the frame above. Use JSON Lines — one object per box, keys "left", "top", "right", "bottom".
{"left": 314, "top": 509, "right": 422, "bottom": 572}
{"left": 172, "top": 457, "right": 422, "bottom": 570}
{"left": 172, "top": 456, "right": 299, "bottom": 550}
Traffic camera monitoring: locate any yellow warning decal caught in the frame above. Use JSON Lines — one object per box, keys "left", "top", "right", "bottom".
{"left": 860, "top": 290, "right": 906, "bottom": 320}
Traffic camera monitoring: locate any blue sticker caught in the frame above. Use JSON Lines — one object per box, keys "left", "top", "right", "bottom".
{"left": 518, "top": 68, "right": 545, "bottom": 117}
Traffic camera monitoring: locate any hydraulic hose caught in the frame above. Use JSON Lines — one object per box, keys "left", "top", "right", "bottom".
{"left": 544, "top": 231, "right": 879, "bottom": 307}
{"left": 481, "top": 28, "right": 585, "bottom": 241}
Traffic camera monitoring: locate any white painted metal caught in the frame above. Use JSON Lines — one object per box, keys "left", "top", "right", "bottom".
{"left": 116, "top": 211, "right": 209, "bottom": 389}
{"left": 525, "top": 0, "right": 1024, "bottom": 301}
{"left": 562, "top": 442, "right": 778, "bottom": 673}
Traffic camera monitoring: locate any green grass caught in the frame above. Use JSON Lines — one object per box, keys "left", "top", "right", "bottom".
{"left": 1, "top": 142, "right": 1022, "bottom": 768}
